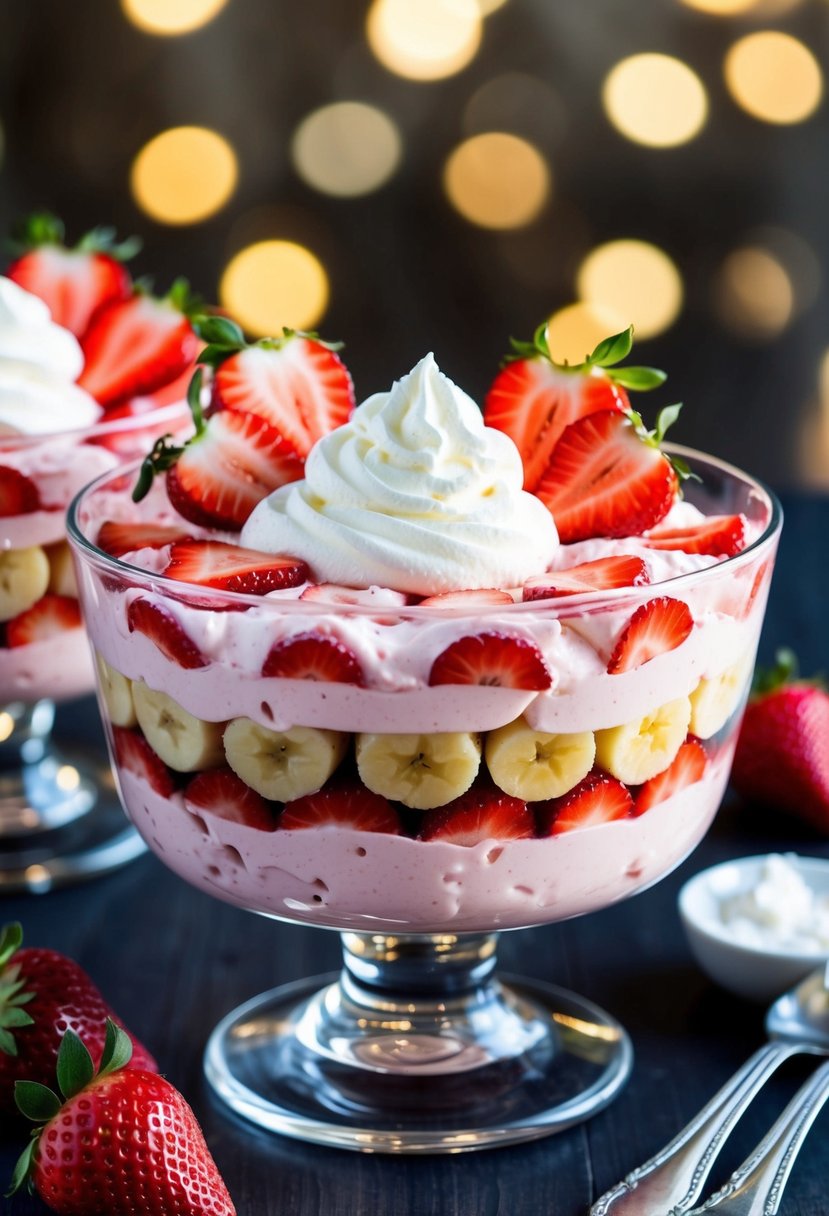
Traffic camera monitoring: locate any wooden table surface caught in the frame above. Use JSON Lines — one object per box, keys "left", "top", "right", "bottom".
{"left": 2, "top": 490, "right": 828, "bottom": 1216}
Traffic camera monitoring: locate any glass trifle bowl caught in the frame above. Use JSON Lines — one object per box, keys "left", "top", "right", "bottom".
{"left": 66, "top": 347, "right": 781, "bottom": 1151}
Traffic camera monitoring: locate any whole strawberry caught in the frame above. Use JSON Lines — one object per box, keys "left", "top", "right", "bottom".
{"left": 0, "top": 923, "right": 156, "bottom": 1117}
{"left": 8, "top": 1021, "right": 235, "bottom": 1215}
{"left": 731, "top": 650, "right": 829, "bottom": 832}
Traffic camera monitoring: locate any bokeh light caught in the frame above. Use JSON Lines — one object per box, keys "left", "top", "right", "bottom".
{"left": 679, "top": 0, "right": 755, "bottom": 12}
{"left": 443, "top": 133, "right": 550, "bottom": 229}
{"left": 121, "top": 0, "right": 228, "bottom": 35}
{"left": 366, "top": 0, "right": 482, "bottom": 81}
{"left": 603, "top": 53, "right": 708, "bottom": 147}
{"left": 130, "top": 126, "right": 237, "bottom": 225}
{"left": 715, "top": 247, "right": 794, "bottom": 339}
{"left": 545, "top": 303, "right": 630, "bottom": 365}
{"left": 463, "top": 73, "right": 565, "bottom": 144}
{"left": 475, "top": 0, "right": 509, "bottom": 12}
{"left": 577, "top": 240, "right": 683, "bottom": 340}
{"left": 292, "top": 102, "right": 402, "bottom": 198}
{"left": 220, "top": 241, "right": 329, "bottom": 336}
{"left": 725, "top": 32, "right": 822, "bottom": 124}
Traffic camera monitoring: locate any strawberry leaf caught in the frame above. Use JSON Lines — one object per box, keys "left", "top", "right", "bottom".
{"left": 0, "top": 921, "right": 22, "bottom": 969}
{"left": 610, "top": 366, "right": 667, "bottom": 391}
{"left": 654, "top": 402, "right": 683, "bottom": 444}
{"left": 752, "top": 648, "right": 800, "bottom": 696}
{"left": 6, "top": 1136, "right": 37, "bottom": 1197}
{"left": 194, "top": 314, "right": 245, "bottom": 349}
{"left": 589, "top": 325, "right": 633, "bottom": 367}
{"left": 56, "top": 1029, "right": 94, "bottom": 1100}
{"left": 14, "top": 1080, "right": 61, "bottom": 1123}
{"left": 99, "top": 1018, "right": 133, "bottom": 1076}
{"left": 7, "top": 211, "right": 65, "bottom": 254}
{"left": 76, "top": 226, "right": 142, "bottom": 261}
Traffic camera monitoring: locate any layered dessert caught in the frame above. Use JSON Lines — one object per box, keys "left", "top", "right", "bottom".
{"left": 0, "top": 217, "right": 198, "bottom": 704}
{"left": 70, "top": 320, "right": 779, "bottom": 931}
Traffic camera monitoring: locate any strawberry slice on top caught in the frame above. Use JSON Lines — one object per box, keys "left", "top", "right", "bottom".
{"left": 429, "top": 632, "right": 552, "bottom": 691}
{"left": 198, "top": 314, "right": 354, "bottom": 458}
{"left": 643, "top": 513, "right": 748, "bottom": 558}
{"left": 279, "top": 779, "right": 401, "bottom": 834}
{"left": 262, "top": 632, "right": 365, "bottom": 684}
{"left": 522, "top": 555, "right": 650, "bottom": 601}
{"left": 6, "top": 211, "right": 136, "bottom": 339}
{"left": 418, "top": 783, "right": 534, "bottom": 845}
{"left": 536, "top": 771, "right": 634, "bottom": 835}
{"left": 96, "top": 520, "right": 195, "bottom": 559}
{"left": 164, "top": 539, "right": 308, "bottom": 596}
{"left": 419, "top": 588, "right": 515, "bottom": 608}
{"left": 484, "top": 324, "right": 665, "bottom": 492}
{"left": 607, "top": 596, "right": 694, "bottom": 674}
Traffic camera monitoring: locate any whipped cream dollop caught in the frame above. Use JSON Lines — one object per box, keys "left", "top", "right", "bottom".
{"left": 0, "top": 276, "right": 101, "bottom": 435}
{"left": 242, "top": 353, "right": 559, "bottom": 595}
{"left": 718, "top": 855, "right": 829, "bottom": 953}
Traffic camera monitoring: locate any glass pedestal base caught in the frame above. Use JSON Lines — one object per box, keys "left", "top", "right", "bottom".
{"left": 205, "top": 932, "right": 632, "bottom": 1153}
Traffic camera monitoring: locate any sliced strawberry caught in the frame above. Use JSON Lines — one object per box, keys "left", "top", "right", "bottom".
{"left": 184, "top": 768, "right": 275, "bottom": 830}
{"left": 634, "top": 738, "right": 708, "bottom": 814}
{"left": 126, "top": 598, "right": 207, "bottom": 669}
{"left": 78, "top": 283, "right": 200, "bottom": 406}
{"left": 536, "top": 771, "right": 634, "bottom": 835}
{"left": 522, "top": 555, "right": 650, "bottom": 601}
{"left": 96, "top": 520, "right": 194, "bottom": 559}
{"left": 418, "top": 783, "right": 534, "bottom": 844}
{"left": 106, "top": 365, "right": 194, "bottom": 417}
{"left": 536, "top": 409, "right": 680, "bottom": 543}
{"left": 607, "top": 596, "right": 694, "bottom": 674}
{"left": 279, "top": 779, "right": 401, "bottom": 833}
{"left": 164, "top": 539, "right": 308, "bottom": 596}
{"left": 262, "top": 633, "right": 364, "bottom": 684}
{"left": 5, "top": 594, "right": 81, "bottom": 647}
{"left": 429, "top": 631, "right": 552, "bottom": 690}
{"left": 643, "top": 514, "right": 748, "bottom": 557}
{"left": 211, "top": 335, "right": 354, "bottom": 458}
{"left": 484, "top": 323, "right": 664, "bottom": 492}
{"left": 0, "top": 466, "right": 40, "bottom": 517}
{"left": 419, "top": 588, "right": 514, "bottom": 608}
{"left": 299, "top": 583, "right": 408, "bottom": 607}
{"left": 112, "top": 726, "right": 175, "bottom": 796}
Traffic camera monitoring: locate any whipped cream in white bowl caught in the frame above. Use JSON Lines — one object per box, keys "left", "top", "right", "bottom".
{"left": 241, "top": 353, "right": 559, "bottom": 595}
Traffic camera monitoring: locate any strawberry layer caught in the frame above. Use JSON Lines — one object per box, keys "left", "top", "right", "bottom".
{"left": 0, "top": 625, "right": 94, "bottom": 703}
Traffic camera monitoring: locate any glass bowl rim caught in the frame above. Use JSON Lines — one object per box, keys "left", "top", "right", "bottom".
{"left": 0, "top": 397, "right": 190, "bottom": 447}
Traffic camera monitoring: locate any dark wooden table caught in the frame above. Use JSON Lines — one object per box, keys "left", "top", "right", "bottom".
{"left": 2, "top": 491, "right": 828, "bottom": 1216}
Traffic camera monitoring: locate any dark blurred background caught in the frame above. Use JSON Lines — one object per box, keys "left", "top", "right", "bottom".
{"left": 1, "top": 0, "right": 827, "bottom": 489}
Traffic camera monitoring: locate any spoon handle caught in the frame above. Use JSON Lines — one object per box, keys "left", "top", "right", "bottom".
{"left": 683, "top": 1057, "right": 829, "bottom": 1216}
{"left": 590, "top": 1041, "right": 801, "bottom": 1215}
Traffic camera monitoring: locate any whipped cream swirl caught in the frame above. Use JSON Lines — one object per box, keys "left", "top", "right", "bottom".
{"left": 0, "top": 276, "right": 101, "bottom": 435}
{"left": 241, "top": 353, "right": 559, "bottom": 595}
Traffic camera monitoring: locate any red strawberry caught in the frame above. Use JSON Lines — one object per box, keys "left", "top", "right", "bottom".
{"left": 78, "top": 280, "right": 200, "bottom": 406}
{"left": 418, "top": 783, "right": 534, "bottom": 845}
{"left": 731, "top": 651, "right": 829, "bottom": 833}
{"left": 127, "top": 598, "right": 207, "bottom": 668}
{"left": 522, "top": 555, "right": 650, "bottom": 601}
{"left": 536, "top": 406, "right": 687, "bottom": 542}
{"left": 536, "top": 771, "right": 634, "bottom": 835}
{"left": 607, "top": 596, "right": 694, "bottom": 674}
{"left": 6, "top": 212, "right": 135, "bottom": 338}
{"left": 262, "top": 632, "right": 365, "bottom": 684}
{"left": 164, "top": 539, "right": 308, "bottom": 596}
{"left": 644, "top": 513, "right": 748, "bottom": 557}
{"left": 201, "top": 316, "right": 354, "bottom": 458}
{"left": 634, "top": 738, "right": 708, "bottom": 814}
{"left": 0, "top": 466, "right": 40, "bottom": 517}
{"left": 96, "top": 519, "right": 194, "bottom": 559}
{"left": 428, "top": 632, "right": 552, "bottom": 690}
{"left": 279, "top": 780, "right": 401, "bottom": 833}
{"left": 0, "top": 924, "right": 157, "bottom": 1117}
{"left": 184, "top": 768, "right": 275, "bottom": 831}
{"left": 112, "top": 726, "right": 175, "bottom": 796}
{"left": 484, "top": 324, "right": 664, "bottom": 492}
{"left": 5, "top": 595, "right": 81, "bottom": 647}
{"left": 419, "top": 588, "right": 514, "bottom": 607}
{"left": 9, "top": 1022, "right": 235, "bottom": 1215}
{"left": 107, "top": 364, "right": 194, "bottom": 417}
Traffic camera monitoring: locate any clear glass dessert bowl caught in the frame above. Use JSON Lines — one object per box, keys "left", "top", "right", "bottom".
{"left": 68, "top": 448, "right": 781, "bottom": 1152}
{"left": 0, "top": 402, "right": 189, "bottom": 891}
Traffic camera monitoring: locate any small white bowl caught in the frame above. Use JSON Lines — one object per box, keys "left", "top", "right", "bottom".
{"left": 678, "top": 853, "right": 829, "bottom": 1003}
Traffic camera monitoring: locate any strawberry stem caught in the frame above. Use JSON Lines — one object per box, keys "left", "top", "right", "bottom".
{"left": 0, "top": 923, "right": 35, "bottom": 1058}
{"left": 501, "top": 321, "right": 667, "bottom": 393}
{"left": 7, "top": 211, "right": 141, "bottom": 261}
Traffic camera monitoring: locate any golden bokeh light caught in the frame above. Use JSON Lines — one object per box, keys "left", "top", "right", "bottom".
{"left": 121, "top": 0, "right": 228, "bottom": 35}
{"left": 725, "top": 32, "right": 822, "bottom": 124}
{"left": 545, "top": 303, "right": 630, "bottom": 366}
{"left": 220, "top": 241, "right": 329, "bottom": 336}
{"left": 577, "top": 240, "right": 683, "bottom": 340}
{"left": 797, "top": 350, "right": 829, "bottom": 486}
{"left": 715, "top": 247, "right": 794, "bottom": 339}
{"left": 131, "top": 126, "right": 237, "bottom": 225}
{"left": 679, "top": 0, "right": 755, "bottom": 11}
{"left": 476, "top": 0, "right": 509, "bottom": 12}
{"left": 366, "top": 0, "right": 482, "bottom": 81}
{"left": 603, "top": 53, "right": 708, "bottom": 147}
{"left": 292, "top": 102, "right": 402, "bottom": 198}
{"left": 443, "top": 133, "right": 550, "bottom": 229}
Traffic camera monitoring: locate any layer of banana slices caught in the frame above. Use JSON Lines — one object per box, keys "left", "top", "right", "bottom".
{"left": 0, "top": 542, "right": 81, "bottom": 625}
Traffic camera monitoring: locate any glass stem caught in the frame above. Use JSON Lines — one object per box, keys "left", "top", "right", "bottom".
{"left": 0, "top": 699, "right": 55, "bottom": 768}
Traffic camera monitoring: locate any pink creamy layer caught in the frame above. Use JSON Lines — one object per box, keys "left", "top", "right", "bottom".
{"left": 1, "top": 441, "right": 119, "bottom": 549}
{"left": 0, "top": 626, "right": 94, "bottom": 703}
{"left": 118, "top": 753, "right": 729, "bottom": 931}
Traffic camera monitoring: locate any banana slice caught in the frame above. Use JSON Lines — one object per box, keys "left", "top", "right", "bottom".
{"left": 690, "top": 653, "right": 753, "bottom": 739}
{"left": 595, "top": 696, "right": 691, "bottom": 785}
{"left": 0, "top": 546, "right": 50, "bottom": 623}
{"left": 46, "top": 541, "right": 78, "bottom": 598}
{"left": 224, "top": 718, "right": 347, "bottom": 802}
{"left": 96, "top": 653, "right": 137, "bottom": 728}
{"left": 356, "top": 731, "right": 481, "bottom": 810}
{"left": 485, "top": 718, "right": 595, "bottom": 801}
{"left": 132, "top": 681, "right": 225, "bottom": 772}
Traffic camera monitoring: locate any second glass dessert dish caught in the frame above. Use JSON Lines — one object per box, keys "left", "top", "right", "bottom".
{"left": 68, "top": 332, "right": 781, "bottom": 1151}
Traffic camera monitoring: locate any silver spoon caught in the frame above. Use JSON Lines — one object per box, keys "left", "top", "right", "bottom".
{"left": 591, "top": 963, "right": 829, "bottom": 1216}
